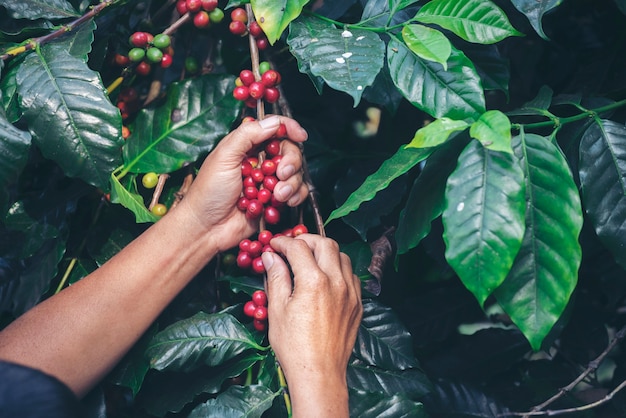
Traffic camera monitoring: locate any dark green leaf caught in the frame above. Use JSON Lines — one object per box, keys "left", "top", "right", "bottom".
{"left": 139, "top": 354, "right": 264, "bottom": 416}
{"left": 0, "top": 63, "right": 21, "bottom": 123}
{"left": 510, "top": 0, "right": 563, "bottom": 40}
{"left": 108, "top": 325, "right": 157, "bottom": 397}
{"left": 3, "top": 200, "right": 61, "bottom": 258}
{"left": 579, "top": 120, "right": 626, "bottom": 269}
{"left": 387, "top": 38, "right": 485, "bottom": 120}
{"left": 55, "top": 19, "right": 96, "bottom": 60}
{"left": 443, "top": 140, "right": 526, "bottom": 307}
{"left": 349, "top": 389, "right": 427, "bottom": 418}
{"left": 16, "top": 46, "right": 123, "bottom": 190}
{"left": 219, "top": 275, "right": 264, "bottom": 296}
{"left": 463, "top": 43, "right": 510, "bottom": 98}
{"left": 407, "top": 117, "right": 469, "bottom": 148}
{"left": 251, "top": 0, "right": 309, "bottom": 45}
{"left": 425, "top": 380, "right": 511, "bottom": 417}
{"left": 0, "top": 0, "right": 79, "bottom": 20}
{"left": 287, "top": 16, "right": 385, "bottom": 106}
{"left": 397, "top": 135, "right": 469, "bottom": 254}
{"left": 495, "top": 133, "right": 582, "bottom": 351}
{"left": 326, "top": 145, "right": 433, "bottom": 224}
{"left": 347, "top": 359, "right": 432, "bottom": 399}
{"left": 354, "top": 299, "right": 419, "bottom": 370}
{"left": 187, "top": 385, "right": 278, "bottom": 418}
{"left": 88, "top": 227, "right": 134, "bottom": 266}
{"left": 147, "top": 312, "right": 264, "bottom": 372}
{"left": 415, "top": 0, "right": 523, "bottom": 44}
{"left": 0, "top": 109, "right": 31, "bottom": 217}
{"left": 122, "top": 74, "right": 240, "bottom": 174}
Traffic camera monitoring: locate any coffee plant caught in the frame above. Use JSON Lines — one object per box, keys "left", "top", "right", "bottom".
{"left": 2, "top": 0, "right": 626, "bottom": 416}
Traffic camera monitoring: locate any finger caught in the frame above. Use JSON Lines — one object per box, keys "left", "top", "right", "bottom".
{"left": 290, "top": 234, "right": 344, "bottom": 279}
{"left": 269, "top": 236, "right": 325, "bottom": 290}
{"left": 219, "top": 116, "right": 307, "bottom": 162}
{"left": 276, "top": 140, "right": 303, "bottom": 181}
{"left": 263, "top": 252, "right": 293, "bottom": 306}
{"left": 287, "top": 183, "right": 309, "bottom": 207}
{"left": 273, "top": 173, "right": 304, "bottom": 203}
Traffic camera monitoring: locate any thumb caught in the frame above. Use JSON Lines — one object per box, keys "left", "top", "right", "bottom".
{"left": 222, "top": 116, "right": 282, "bottom": 159}
{"left": 263, "top": 252, "right": 292, "bottom": 306}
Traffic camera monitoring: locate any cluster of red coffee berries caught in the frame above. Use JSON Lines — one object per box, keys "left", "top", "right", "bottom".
{"left": 176, "top": 0, "right": 225, "bottom": 29}
{"left": 244, "top": 290, "right": 268, "bottom": 331}
{"left": 228, "top": 7, "right": 269, "bottom": 50}
{"left": 126, "top": 31, "right": 173, "bottom": 76}
{"left": 233, "top": 66, "right": 282, "bottom": 107}
{"left": 236, "top": 224, "right": 308, "bottom": 275}
{"left": 116, "top": 87, "right": 139, "bottom": 121}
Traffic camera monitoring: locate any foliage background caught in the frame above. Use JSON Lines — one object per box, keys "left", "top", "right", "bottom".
{"left": 2, "top": 0, "right": 626, "bottom": 416}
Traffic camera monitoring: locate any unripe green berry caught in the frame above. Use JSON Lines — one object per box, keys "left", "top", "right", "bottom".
{"left": 128, "top": 47, "right": 146, "bottom": 63}
{"left": 209, "top": 8, "right": 224, "bottom": 23}
{"left": 146, "top": 47, "right": 163, "bottom": 64}
{"left": 142, "top": 172, "right": 159, "bottom": 189}
{"left": 259, "top": 61, "right": 271, "bottom": 74}
{"left": 152, "top": 33, "right": 171, "bottom": 50}
{"left": 185, "top": 56, "right": 199, "bottom": 73}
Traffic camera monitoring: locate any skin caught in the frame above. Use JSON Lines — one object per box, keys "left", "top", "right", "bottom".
{"left": 0, "top": 116, "right": 362, "bottom": 415}
{"left": 264, "top": 235, "right": 363, "bottom": 418}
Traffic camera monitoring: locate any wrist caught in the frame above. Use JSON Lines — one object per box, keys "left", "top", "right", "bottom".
{"left": 286, "top": 371, "right": 349, "bottom": 418}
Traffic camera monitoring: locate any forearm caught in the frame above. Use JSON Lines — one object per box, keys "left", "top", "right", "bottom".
{"left": 0, "top": 203, "right": 218, "bottom": 397}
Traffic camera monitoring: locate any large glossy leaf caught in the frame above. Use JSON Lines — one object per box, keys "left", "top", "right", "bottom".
{"left": 187, "top": 385, "right": 277, "bottom": 418}
{"left": 347, "top": 359, "right": 432, "bottom": 399}
{"left": 425, "top": 380, "right": 511, "bottom": 417}
{"left": 108, "top": 325, "right": 157, "bottom": 397}
{"left": 0, "top": 108, "right": 31, "bottom": 217}
{"left": 463, "top": 43, "right": 511, "bottom": 98}
{"left": 287, "top": 16, "right": 385, "bottom": 106}
{"left": 443, "top": 140, "right": 526, "bottom": 307}
{"left": 397, "top": 135, "right": 469, "bottom": 254}
{"left": 387, "top": 38, "right": 485, "bottom": 121}
{"left": 354, "top": 299, "right": 419, "bottom": 370}
{"left": 251, "top": 0, "right": 309, "bottom": 45}
{"left": 401, "top": 24, "right": 451, "bottom": 69}
{"left": 0, "top": 0, "right": 78, "bottom": 20}
{"left": 123, "top": 74, "right": 240, "bottom": 174}
{"left": 469, "top": 110, "right": 513, "bottom": 153}
{"left": 494, "top": 133, "right": 582, "bottom": 351}
{"left": 16, "top": 45, "right": 123, "bottom": 190}
{"left": 349, "top": 389, "right": 427, "bottom": 418}
{"left": 147, "top": 312, "right": 264, "bottom": 372}
{"left": 510, "top": 0, "right": 563, "bottom": 40}
{"left": 139, "top": 354, "right": 264, "bottom": 416}
{"left": 326, "top": 145, "right": 433, "bottom": 224}
{"left": 579, "top": 120, "right": 626, "bottom": 269}
{"left": 414, "top": 0, "right": 523, "bottom": 44}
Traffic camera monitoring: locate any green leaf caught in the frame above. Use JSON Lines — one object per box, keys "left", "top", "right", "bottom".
{"left": 464, "top": 43, "right": 511, "bottom": 98}
{"left": 16, "top": 46, "right": 123, "bottom": 190}
{"left": 407, "top": 117, "right": 469, "bottom": 148}
{"left": 510, "top": 0, "right": 563, "bottom": 40}
{"left": 287, "top": 16, "right": 385, "bottom": 106}
{"left": 0, "top": 0, "right": 79, "bottom": 20}
{"left": 494, "top": 133, "right": 582, "bottom": 351}
{"left": 349, "top": 389, "right": 427, "bottom": 418}
{"left": 347, "top": 359, "right": 432, "bottom": 399}
{"left": 122, "top": 74, "right": 241, "bottom": 174}
{"left": 443, "top": 140, "right": 526, "bottom": 307}
{"left": 0, "top": 109, "right": 31, "bottom": 217}
{"left": 108, "top": 325, "right": 157, "bottom": 397}
{"left": 56, "top": 19, "right": 96, "bottom": 60}
{"left": 414, "top": 0, "right": 524, "bottom": 44}
{"left": 401, "top": 24, "right": 451, "bottom": 69}
{"left": 188, "top": 385, "right": 278, "bottom": 418}
{"left": 88, "top": 227, "right": 134, "bottom": 266}
{"left": 109, "top": 173, "right": 159, "bottom": 223}
{"left": 219, "top": 275, "right": 264, "bottom": 296}
{"left": 397, "top": 134, "right": 469, "bottom": 254}
{"left": 326, "top": 145, "right": 433, "bottom": 224}
{"left": 469, "top": 110, "right": 513, "bottom": 153}
{"left": 354, "top": 299, "right": 420, "bottom": 370}
{"left": 147, "top": 312, "right": 264, "bottom": 372}
{"left": 251, "top": 0, "right": 309, "bottom": 45}
{"left": 0, "top": 63, "right": 21, "bottom": 123}
{"left": 387, "top": 38, "right": 485, "bottom": 121}
{"left": 579, "top": 120, "right": 626, "bottom": 269}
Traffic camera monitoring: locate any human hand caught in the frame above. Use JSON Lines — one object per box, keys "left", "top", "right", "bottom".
{"left": 262, "top": 234, "right": 363, "bottom": 417}
{"left": 178, "top": 116, "right": 308, "bottom": 252}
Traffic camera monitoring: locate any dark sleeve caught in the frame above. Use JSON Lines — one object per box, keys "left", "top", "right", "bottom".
{"left": 0, "top": 360, "right": 81, "bottom": 418}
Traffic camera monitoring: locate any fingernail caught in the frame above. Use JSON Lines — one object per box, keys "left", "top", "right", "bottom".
{"left": 276, "top": 184, "right": 293, "bottom": 201}
{"left": 280, "top": 164, "right": 295, "bottom": 178}
{"left": 259, "top": 116, "right": 280, "bottom": 130}
{"left": 262, "top": 252, "right": 274, "bottom": 270}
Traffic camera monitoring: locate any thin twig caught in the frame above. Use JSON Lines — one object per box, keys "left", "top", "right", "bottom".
{"left": 148, "top": 173, "right": 170, "bottom": 210}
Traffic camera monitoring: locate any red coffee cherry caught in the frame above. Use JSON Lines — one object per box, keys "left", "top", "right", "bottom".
{"left": 252, "top": 290, "right": 268, "bottom": 306}
{"left": 243, "top": 176, "right": 256, "bottom": 188}
{"left": 135, "top": 61, "right": 152, "bottom": 76}
{"left": 248, "top": 240, "right": 263, "bottom": 258}
{"left": 236, "top": 197, "right": 249, "bottom": 211}
{"left": 239, "top": 238, "right": 252, "bottom": 252}
{"left": 176, "top": 0, "right": 188, "bottom": 14}
{"left": 250, "top": 168, "right": 265, "bottom": 183}
{"left": 243, "top": 300, "right": 257, "bottom": 317}
{"left": 258, "top": 230, "right": 273, "bottom": 245}
{"left": 160, "top": 53, "right": 173, "bottom": 68}
{"left": 292, "top": 224, "right": 309, "bottom": 236}
{"left": 248, "top": 82, "right": 266, "bottom": 100}
{"left": 239, "top": 70, "right": 255, "bottom": 86}
{"left": 194, "top": 11, "right": 211, "bottom": 28}
{"left": 241, "top": 160, "right": 253, "bottom": 177}
{"left": 254, "top": 305, "right": 268, "bottom": 320}
{"left": 233, "top": 86, "right": 250, "bottom": 101}
{"left": 261, "top": 70, "right": 281, "bottom": 87}
{"left": 129, "top": 31, "right": 149, "bottom": 48}
{"left": 275, "top": 123, "right": 287, "bottom": 138}
{"left": 186, "top": 0, "right": 202, "bottom": 12}
{"left": 229, "top": 20, "right": 247, "bottom": 36}
{"left": 256, "top": 37, "right": 269, "bottom": 50}
{"left": 264, "top": 206, "right": 280, "bottom": 224}
{"left": 265, "top": 139, "right": 281, "bottom": 157}
{"left": 251, "top": 256, "right": 265, "bottom": 274}
{"left": 201, "top": 0, "right": 218, "bottom": 11}
{"left": 243, "top": 186, "right": 258, "bottom": 200}
{"left": 261, "top": 159, "right": 277, "bottom": 176}
{"left": 264, "top": 87, "right": 280, "bottom": 104}
{"left": 249, "top": 21, "right": 263, "bottom": 37}
{"left": 253, "top": 319, "right": 267, "bottom": 332}
{"left": 263, "top": 175, "right": 278, "bottom": 191}
{"left": 246, "top": 199, "right": 263, "bottom": 219}
{"left": 257, "top": 188, "right": 272, "bottom": 204}
{"left": 237, "top": 251, "right": 252, "bottom": 269}
{"left": 230, "top": 7, "right": 248, "bottom": 22}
